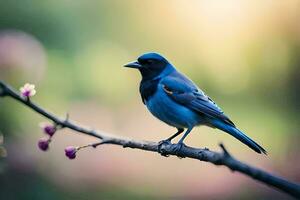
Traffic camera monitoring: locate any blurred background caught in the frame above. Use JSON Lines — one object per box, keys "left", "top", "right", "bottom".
{"left": 0, "top": 0, "right": 299, "bottom": 199}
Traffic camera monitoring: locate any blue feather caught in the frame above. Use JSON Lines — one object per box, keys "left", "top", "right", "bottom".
{"left": 211, "top": 120, "right": 267, "bottom": 154}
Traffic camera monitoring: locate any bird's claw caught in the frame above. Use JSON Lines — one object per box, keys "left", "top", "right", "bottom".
{"left": 158, "top": 140, "right": 186, "bottom": 158}
{"left": 158, "top": 139, "right": 171, "bottom": 157}
{"left": 172, "top": 142, "right": 185, "bottom": 158}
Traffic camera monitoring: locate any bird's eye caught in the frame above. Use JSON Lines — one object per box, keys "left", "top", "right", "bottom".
{"left": 146, "top": 59, "right": 154, "bottom": 64}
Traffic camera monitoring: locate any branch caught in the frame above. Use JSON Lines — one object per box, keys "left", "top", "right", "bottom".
{"left": 0, "top": 80, "right": 299, "bottom": 199}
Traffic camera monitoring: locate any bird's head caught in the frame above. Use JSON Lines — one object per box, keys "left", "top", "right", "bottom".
{"left": 124, "top": 52, "right": 173, "bottom": 80}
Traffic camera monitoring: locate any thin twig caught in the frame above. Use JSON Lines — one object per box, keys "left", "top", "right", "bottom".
{"left": 0, "top": 80, "right": 299, "bottom": 199}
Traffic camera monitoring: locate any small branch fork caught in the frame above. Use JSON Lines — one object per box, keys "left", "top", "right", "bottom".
{"left": 0, "top": 80, "right": 299, "bottom": 198}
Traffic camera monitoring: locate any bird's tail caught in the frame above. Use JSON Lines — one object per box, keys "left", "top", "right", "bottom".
{"left": 211, "top": 120, "right": 267, "bottom": 154}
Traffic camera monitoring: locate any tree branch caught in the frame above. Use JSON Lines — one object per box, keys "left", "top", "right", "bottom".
{"left": 0, "top": 80, "right": 299, "bottom": 199}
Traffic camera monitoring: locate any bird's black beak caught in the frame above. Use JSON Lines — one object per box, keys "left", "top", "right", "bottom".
{"left": 123, "top": 61, "right": 142, "bottom": 69}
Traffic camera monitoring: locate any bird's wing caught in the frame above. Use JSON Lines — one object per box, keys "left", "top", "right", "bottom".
{"left": 160, "top": 72, "right": 235, "bottom": 126}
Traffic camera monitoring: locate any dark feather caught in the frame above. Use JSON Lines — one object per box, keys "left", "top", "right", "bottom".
{"left": 139, "top": 78, "right": 161, "bottom": 104}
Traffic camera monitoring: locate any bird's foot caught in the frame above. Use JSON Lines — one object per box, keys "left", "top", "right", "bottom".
{"left": 172, "top": 142, "right": 186, "bottom": 158}
{"left": 158, "top": 140, "right": 186, "bottom": 158}
{"left": 158, "top": 139, "right": 171, "bottom": 157}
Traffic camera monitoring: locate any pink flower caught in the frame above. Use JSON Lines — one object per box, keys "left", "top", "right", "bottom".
{"left": 20, "top": 83, "right": 36, "bottom": 98}
{"left": 64, "top": 146, "right": 77, "bottom": 159}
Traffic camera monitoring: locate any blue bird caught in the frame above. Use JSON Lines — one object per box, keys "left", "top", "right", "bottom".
{"left": 124, "top": 52, "right": 267, "bottom": 154}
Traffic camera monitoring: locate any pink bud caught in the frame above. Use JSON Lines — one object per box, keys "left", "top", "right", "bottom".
{"left": 40, "top": 123, "right": 56, "bottom": 136}
{"left": 64, "top": 146, "right": 77, "bottom": 159}
{"left": 38, "top": 138, "right": 49, "bottom": 151}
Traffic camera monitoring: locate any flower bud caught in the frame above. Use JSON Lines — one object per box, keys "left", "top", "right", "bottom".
{"left": 40, "top": 123, "right": 56, "bottom": 136}
{"left": 65, "top": 146, "right": 77, "bottom": 159}
{"left": 38, "top": 138, "right": 49, "bottom": 151}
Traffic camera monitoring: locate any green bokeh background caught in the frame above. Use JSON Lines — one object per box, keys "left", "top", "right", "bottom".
{"left": 0, "top": 1, "right": 299, "bottom": 199}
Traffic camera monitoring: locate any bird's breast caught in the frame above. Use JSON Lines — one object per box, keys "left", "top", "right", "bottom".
{"left": 145, "top": 85, "right": 202, "bottom": 128}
